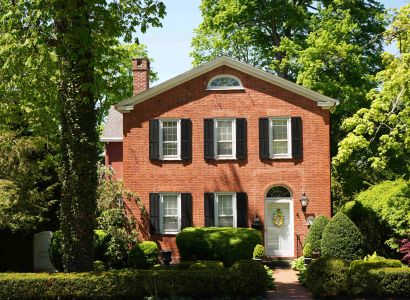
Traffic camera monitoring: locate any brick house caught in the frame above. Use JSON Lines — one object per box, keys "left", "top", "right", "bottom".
{"left": 103, "top": 56, "right": 338, "bottom": 258}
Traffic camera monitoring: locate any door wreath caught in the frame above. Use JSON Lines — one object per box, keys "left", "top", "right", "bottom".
{"left": 272, "top": 208, "right": 285, "bottom": 227}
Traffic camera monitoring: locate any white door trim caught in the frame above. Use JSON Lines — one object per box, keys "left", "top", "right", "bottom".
{"left": 264, "top": 197, "right": 294, "bottom": 257}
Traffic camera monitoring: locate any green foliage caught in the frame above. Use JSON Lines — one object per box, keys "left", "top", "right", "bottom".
{"left": 253, "top": 244, "right": 264, "bottom": 258}
{"left": 188, "top": 261, "right": 224, "bottom": 270}
{"left": 138, "top": 241, "right": 158, "bottom": 268}
{"left": 263, "top": 265, "right": 275, "bottom": 290}
{"left": 333, "top": 5, "right": 410, "bottom": 202}
{"left": 304, "top": 216, "right": 329, "bottom": 254}
{"left": 349, "top": 258, "right": 409, "bottom": 296}
{"left": 0, "top": 132, "right": 59, "bottom": 233}
{"left": 321, "top": 212, "right": 366, "bottom": 261}
{"left": 93, "top": 260, "right": 106, "bottom": 271}
{"left": 128, "top": 241, "right": 159, "bottom": 269}
{"left": 291, "top": 256, "right": 307, "bottom": 285}
{"left": 305, "top": 256, "right": 349, "bottom": 297}
{"left": 342, "top": 200, "right": 397, "bottom": 257}
{"left": 231, "top": 260, "right": 268, "bottom": 296}
{"left": 354, "top": 180, "right": 410, "bottom": 249}
{"left": 303, "top": 243, "right": 313, "bottom": 258}
{"left": 49, "top": 231, "right": 64, "bottom": 272}
{"left": 176, "top": 227, "right": 263, "bottom": 266}
{"left": 0, "top": 261, "right": 267, "bottom": 299}
{"left": 94, "top": 230, "right": 110, "bottom": 262}
{"left": 96, "top": 166, "right": 143, "bottom": 269}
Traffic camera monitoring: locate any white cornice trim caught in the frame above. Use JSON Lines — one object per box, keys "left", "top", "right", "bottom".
{"left": 101, "top": 137, "right": 123, "bottom": 142}
{"left": 115, "top": 56, "right": 339, "bottom": 113}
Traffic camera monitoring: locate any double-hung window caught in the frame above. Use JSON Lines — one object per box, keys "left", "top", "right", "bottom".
{"left": 160, "top": 193, "right": 181, "bottom": 234}
{"left": 160, "top": 119, "right": 181, "bottom": 160}
{"left": 269, "top": 117, "right": 292, "bottom": 158}
{"left": 214, "top": 119, "right": 236, "bottom": 159}
{"left": 215, "top": 193, "right": 237, "bottom": 227}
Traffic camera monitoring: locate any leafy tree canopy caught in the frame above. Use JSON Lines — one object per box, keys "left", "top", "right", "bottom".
{"left": 333, "top": 4, "right": 410, "bottom": 200}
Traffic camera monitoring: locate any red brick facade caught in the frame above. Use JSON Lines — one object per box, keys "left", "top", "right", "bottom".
{"left": 104, "top": 142, "right": 123, "bottom": 180}
{"left": 122, "top": 65, "right": 331, "bottom": 259}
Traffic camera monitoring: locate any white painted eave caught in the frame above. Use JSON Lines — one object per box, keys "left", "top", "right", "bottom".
{"left": 100, "top": 137, "right": 123, "bottom": 142}
{"left": 116, "top": 56, "right": 339, "bottom": 113}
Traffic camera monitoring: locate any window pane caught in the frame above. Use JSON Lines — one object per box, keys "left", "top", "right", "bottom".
{"left": 217, "top": 142, "right": 232, "bottom": 155}
{"left": 163, "top": 195, "right": 178, "bottom": 232}
{"left": 162, "top": 121, "right": 178, "bottom": 156}
{"left": 272, "top": 141, "right": 288, "bottom": 154}
{"left": 218, "top": 216, "right": 234, "bottom": 227}
{"left": 164, "top": 217, "right": 178, "bottom": 231}
{"left": 209, "top": 77, "right": 241, "bottom": 88}
{"left": 216, "top": 120, "right": 233, "bottom": 155}
{"left": 272, "top": 119, "right": 288, "bottom": 140}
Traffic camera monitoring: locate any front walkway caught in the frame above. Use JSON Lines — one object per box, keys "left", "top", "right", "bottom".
{"left": 267, "top": 268, "right": 312, "bottom": 300}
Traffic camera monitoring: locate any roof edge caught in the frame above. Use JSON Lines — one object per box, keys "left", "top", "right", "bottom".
{"left": 116, "top": 56, "right": 339, "bottom": 113}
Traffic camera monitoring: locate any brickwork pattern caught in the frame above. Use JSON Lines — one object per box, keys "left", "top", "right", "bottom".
{"left": 123, "top": 66, "right": 331, "bottom": 257}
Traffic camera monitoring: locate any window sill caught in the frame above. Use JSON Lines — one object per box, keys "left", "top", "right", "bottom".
{"left": 160, "top": 157, "right": 182, "bottom": 161}
{"left": 214, "top": 156, "right": 237, "bottom": 160}
{"left": 160, "top": 232, "right": 179, "bottom": 236}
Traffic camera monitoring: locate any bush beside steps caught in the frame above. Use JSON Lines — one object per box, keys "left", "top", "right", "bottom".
{"left": 0, "top": 260, "right": 267, "bottom": 299}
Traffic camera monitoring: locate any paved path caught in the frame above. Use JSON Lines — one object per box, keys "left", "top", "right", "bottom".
{"left": 267, "top": 268, "right": 313, "bottom": 300}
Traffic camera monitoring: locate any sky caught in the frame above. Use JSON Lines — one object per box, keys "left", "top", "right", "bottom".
{"left": 138, "top": 0, "right": 409, "bottom": 85}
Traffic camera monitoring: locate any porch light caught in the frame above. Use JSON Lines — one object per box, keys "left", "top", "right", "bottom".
{"left": 300, "top": 193, "right": 309, "bottom": 211}
{"left": 306, "top": 216, "right": 316, "bottom": 227}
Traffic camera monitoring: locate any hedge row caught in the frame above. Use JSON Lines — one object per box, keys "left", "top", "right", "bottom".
{"left": 305, "top": 256, "right": 410, "bottom": 298}
{"left": 176, "top": 227, "right": 262, "bottom": 266}
{"left": 0, "top": 260, "right": 267, "bottom": 299}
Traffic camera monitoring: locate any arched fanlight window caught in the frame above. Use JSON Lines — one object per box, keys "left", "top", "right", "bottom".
{"left": 266, "top": 186, "right": 291, "bottom": 198}
{"left": 207, "top": 75, "right": 243, "bottom": 90}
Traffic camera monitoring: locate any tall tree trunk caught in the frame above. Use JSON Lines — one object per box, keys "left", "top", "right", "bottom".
{"left": 54, "top": 0, "right": 97, "bottom": 272}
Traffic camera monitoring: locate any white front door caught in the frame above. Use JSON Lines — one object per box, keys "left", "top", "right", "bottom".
{"left": 265, "top": 199, "right": 294, "bottom": 257}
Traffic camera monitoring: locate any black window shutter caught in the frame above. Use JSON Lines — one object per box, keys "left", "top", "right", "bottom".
{"left": 149, "top": 193, "right": 160, "bottom": 234}
{"left": 181, "top": 193, "right": 193, "bottom": 229}
{"left": 181, "top": 119, "right": 192, "bottom": 161}
{"left": 236, "top": 192, "right": 248, "bottom": 228}
{"left": 291, "top": 117, "right": 303, "bottom": 159}
{"left": 204, "top": 193, "right": 215, "bottom": 226}
{"left": 204, "top": 119, "right": 214, "bottom": 160}
{"left": 236, "top": 118, "right": 247, "bottom": 160}
{"left": 259, "top": 118, "right": 270, "bottom": 159}
{"left": 149, "top": 119, "right": 160, "bottom": 160}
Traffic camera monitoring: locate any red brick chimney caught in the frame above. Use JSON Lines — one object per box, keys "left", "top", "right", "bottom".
{"left": 132, "top": 58, "right": 150, "bottom": 95}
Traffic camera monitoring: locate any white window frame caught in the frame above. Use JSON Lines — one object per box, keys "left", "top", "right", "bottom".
{"left": 159, "top": 119, "right": 181, "bottom": 160}
{"left": 206, "top": 74, "right": 244, "bottom": 90}
{"left": 159, "top": 193, "right": 181, "bottom": 234}
{"left": 269, "top": 117, "right": 292, "bottom": 159}
{"left": 214, "top": 118, "right": 236, "bottom": 160}
{"left": 214, "top": 192, "right": 237, "bottom": 227}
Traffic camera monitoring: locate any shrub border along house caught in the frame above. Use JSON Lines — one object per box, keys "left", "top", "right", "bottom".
{"left": 0, "top": 260, "right": 267, "bottom": 299}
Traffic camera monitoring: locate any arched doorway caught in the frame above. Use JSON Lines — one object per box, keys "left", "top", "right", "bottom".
{"left": 264, "top": 186, "right": 294, "bottom": 257}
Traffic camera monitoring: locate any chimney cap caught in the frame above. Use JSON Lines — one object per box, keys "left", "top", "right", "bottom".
{"left": 132, "top": 58, "right": 150, "bottom": 70}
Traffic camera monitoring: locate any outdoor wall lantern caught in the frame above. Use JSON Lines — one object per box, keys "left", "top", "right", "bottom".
{"left": 306, "top": 216, "right": 316, "bottom": 227}
{"left": 300, "top": 192, "right": 309, "bottom": 211}
{"left": 251, "top": 215, "right": 262, "bottom": 230}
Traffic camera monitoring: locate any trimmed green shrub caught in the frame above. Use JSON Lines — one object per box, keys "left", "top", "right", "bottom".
{"left": 188, "top": 261, "right": 224, "bottom": 270}
{"left": 321, "top": 212, "right": 365, "bottom": 262}
{"left": 263, "top": 265, "right": 275, "bottom": 290}
{"left": 349, "top": 257, "right": 407, "bottom": 295}
{"left": 303, "top": 243, "right": 312, "bottom": 258}
{"left": 354, "top": 179, "right": 410, "bottom": 250}
{"left": 128, "top": 241, "right": 158, "bottom": 269}
{"left": 49, "top": 230, "right": 64, "bottom": 271}
{"left": 253, "top": 244, "right": 264, "bottom": 258}
{"left": 231, "top": 259, "right": 268, "bottom": 297}
{"left": 370, "top": 267, "right": 410, "bottom": 297}
{"left": 176, "top": 227, "right": 263, "bottom": 266}
{"left": 138, "top": 241, "right": 158, "bottom": 268}
{"left": 305, "top": 256, "right": 349, "bottom": 297}
{"left": 304, "top": 215, "right": 329, "bottom": 253}
{"left": 342, "top": 200, "right": 394, "bottom": 257}
{"left": 0, "top": 260, "right": 267, "bottom": 299}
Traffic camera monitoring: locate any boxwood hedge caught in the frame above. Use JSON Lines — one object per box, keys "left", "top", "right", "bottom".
{"left": 0, "top": 260, "right": 267, "bottom": 299}
{"left": 176, "top": 227, "right": 262, "bottom": 266}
